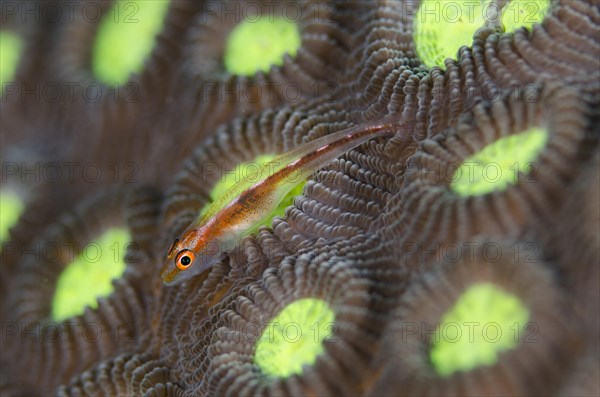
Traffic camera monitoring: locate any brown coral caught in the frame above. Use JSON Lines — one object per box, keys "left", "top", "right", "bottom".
{"left": 0, "top": 0, "right": 598, "bottom": 396}
{"left": 171, "top": 242, "right": 402, "bottom": 396}
{"left": 387, "top": 84, "right": 594, "bottom": 268}
{"left": 541, "top": 151, "right": 600, "bottom": 347}
{"left": 56, "top": 353, "right": 182, "bottom": 397}
{"left": 1, "top": 186, "right": 160, "bottom": 393}
{"left": 369, "top": 239, "right": 582, "bottom": 397}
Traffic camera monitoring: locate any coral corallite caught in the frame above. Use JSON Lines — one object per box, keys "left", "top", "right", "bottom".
{"left": 0, "top": 1, "right": 598, "bottom": 396}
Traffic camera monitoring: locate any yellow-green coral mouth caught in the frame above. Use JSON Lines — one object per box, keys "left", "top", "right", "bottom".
{"left": 450, "top": 126, "right": 548, "bottom": 196}
{"left": 414, "top": 0, "right": 493, "bottom": 69}
{"left": 0, "top": 189, "right": 24, "bottom": 244}
{"left": 254, "top": 298, "right": 335, "bottom": 378}
{"left": 0, "top": 31, "right": 23, "bottom": 92}
{"left": 51, "top": 228, "right": 130, "bottom": 321}
{"left": 224, "top": 15, "right": 301, "bottom": 76}
{"left": 92, "top": 0, "right": 170, "bottom": 84}
{"left": 501, "top": 0, "right": 551, "bottom": 33}
{"left": 430, "top": 283, "right": 530, "bottom": 377}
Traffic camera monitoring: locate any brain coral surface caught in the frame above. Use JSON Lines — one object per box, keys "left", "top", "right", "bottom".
{"left": 0, "top": 1, "right": 598, "bottom": 396}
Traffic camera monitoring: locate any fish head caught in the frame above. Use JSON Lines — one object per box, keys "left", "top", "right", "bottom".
{"left": 161, "top": 229, "right": 223, "bottom": 285}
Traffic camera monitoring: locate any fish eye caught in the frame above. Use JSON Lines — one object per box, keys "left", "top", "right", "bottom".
{"left": 175, "top": 249, "right": 195, "bottom": 270}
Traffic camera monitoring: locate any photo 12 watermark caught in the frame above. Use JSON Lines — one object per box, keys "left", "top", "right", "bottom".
{"left": 1, "top": 240, "right": 138, "bottom": 265}
{"left": 2, "top": 320, "right": 138, "bottom": 345}
{"left": 198, "top": 1, "right": 336, "bottom": 24}
{"left": 2, "top": 82, "right": 140, "bottom": 104}
{"left": 2, "top": 161, "right": 140, "bottom": 184}
{"left": 400, "top": 321, "right": 540, "bottom": 344}
{"left": 2, "top": 1, "right": 144, "bottom": 24}
{"left": 398, "top": 240, "right": 542, "bottom": 265}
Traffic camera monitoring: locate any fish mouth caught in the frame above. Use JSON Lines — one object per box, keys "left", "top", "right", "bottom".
{"left": 160, "top": 264, "right": 177, "bottom": 285}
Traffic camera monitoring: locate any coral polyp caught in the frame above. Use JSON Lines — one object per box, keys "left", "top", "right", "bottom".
{"left": 429, "top": 283, "right": 530, "bottom": 376}
{"left": 51, "top": 227, "right": 130, "bottom": 321}
{"left": 224, "top": 16, "right": 301, "bottom": 76}
{"left": 92, "top": 0, "right": 170, "bottom": 84}
{"left": 254, "top": 298, "right": 335, "bottom": 378}
{"left": 450, "top": 126, "right": 548, "bottom": 196}
{"left": 0, "top": 1, "right": 597, "bottom": 396}
{"left": 0, "top": 30, "right": 23, "bottom": 90}
{"left": 0, "top": 189, "right": 24, "bottom": 244}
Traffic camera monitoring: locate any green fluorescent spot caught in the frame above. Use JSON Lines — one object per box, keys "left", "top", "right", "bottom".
{"left": 430, "top": 283, "right": 529, "bottom": 377}
{"left": 207, "top": 154, "right": 306, "bottom": 234}
{"left": 52, "top": 228, "right": 130, "bottom": 321}
{"left": 0, "top": 190, "right": 24, "bottom": 243}
{"left": 414, "top": 0, "right": 492, "bottom": 69}
{"left": 254, "top": 298, "right": 335, "bottom": 378}
{"left": 224, "top": 15, "right": 301, "bottom": 76}
{"left": 0, "top": 31, "right": 23, "bottom": 91}
{"left": 450, "top": 127, "right": 548, "bottom": 196}
{"left": 92, "top": 0, "right": 170, "bottom": 84}
{"left": 501, "top": 0, "right": 550, "bottom": 33}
